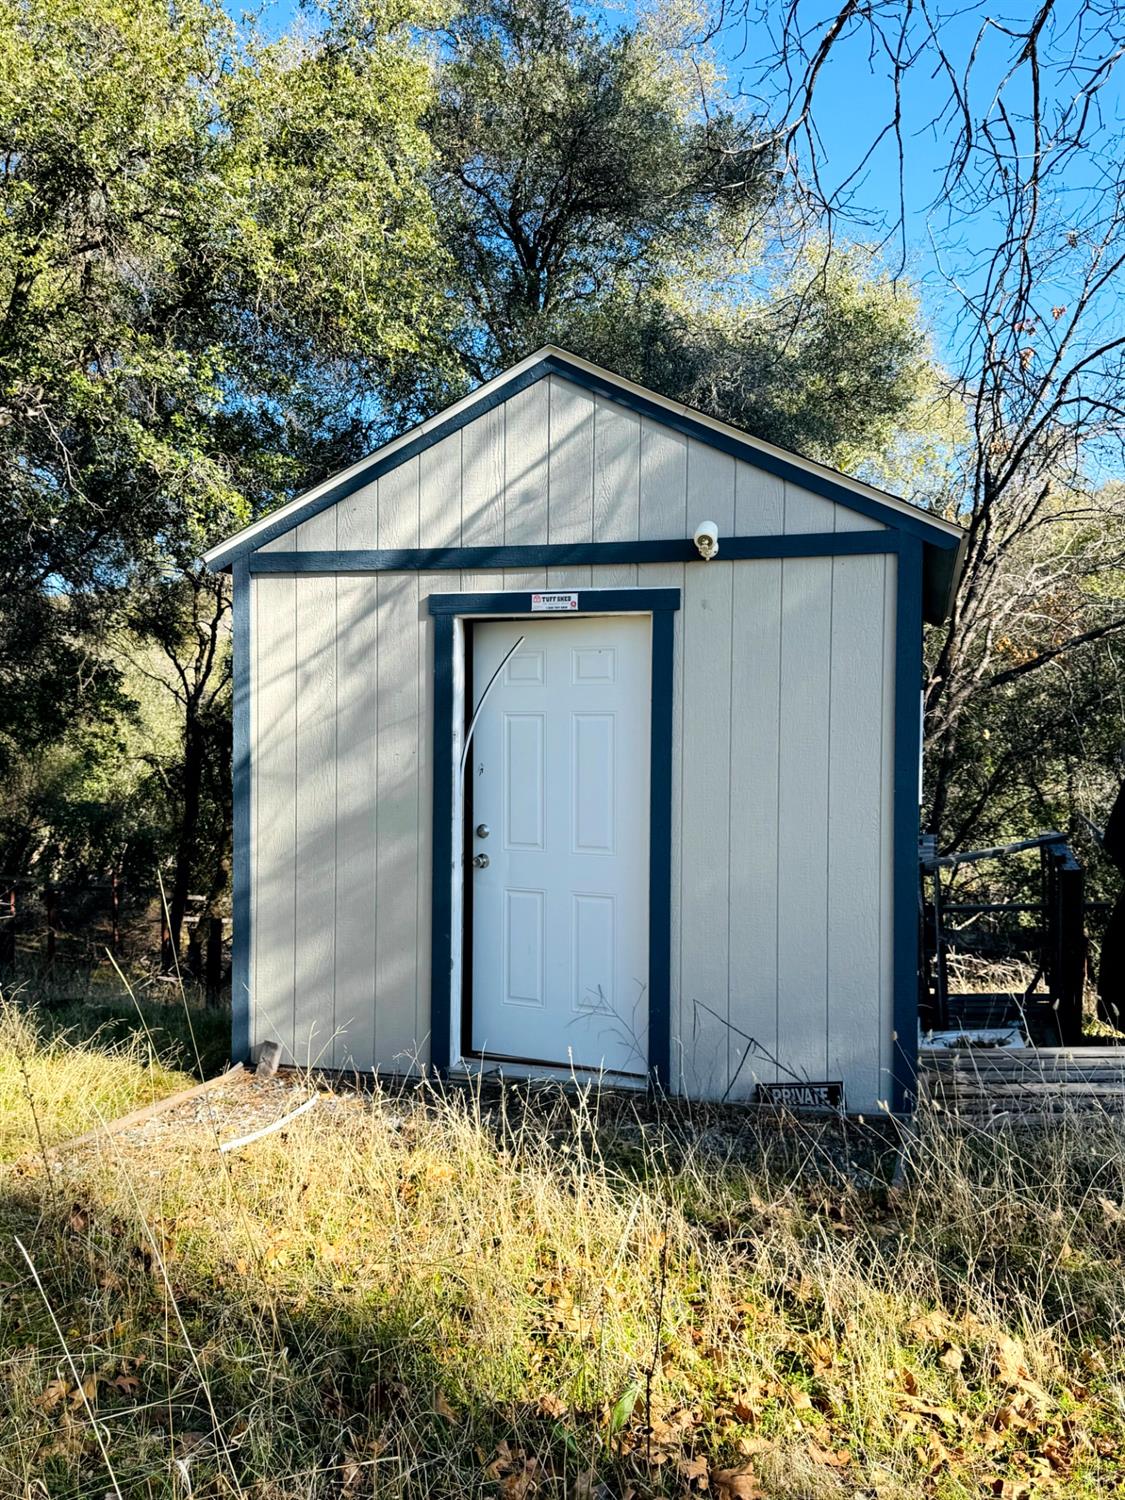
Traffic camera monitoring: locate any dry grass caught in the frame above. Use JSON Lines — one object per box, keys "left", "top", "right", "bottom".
{"left": 0, "top": 998, "right": 190, "bottom": 1164}
{"left": 2, "top": 1012, "right": 1125, "bottom": 1498}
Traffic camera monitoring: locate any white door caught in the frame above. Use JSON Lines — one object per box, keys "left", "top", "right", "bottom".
{"left": 469, "top": 615, "right": 651, "bottom": 1074}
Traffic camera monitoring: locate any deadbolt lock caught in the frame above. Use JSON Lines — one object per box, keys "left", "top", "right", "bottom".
{"left": 475, "top": 823, "right": 490, "bottom": 839}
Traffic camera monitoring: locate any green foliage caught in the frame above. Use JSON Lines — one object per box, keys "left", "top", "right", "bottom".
{"left": 0, "top": 0, "right": 447, "bottom": 575}
{"left": 0, "top": 0, "right": 448, "bottom": 889}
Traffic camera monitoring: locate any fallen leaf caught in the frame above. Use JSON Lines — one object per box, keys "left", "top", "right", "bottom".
{"left": 1014, "top": 1376, "right": 1052, "bottom": 1410}
{"left": 676, "top": 1453, "right": 708, "bottom": 1484}
{"left": 808, "top": 1441, "right": 850, "bottom": 1467}
{"left": 730, "top": 1392, "right": 759, "bottom": 1423}
{"left": 536, "top": 1392, "right": 567, "bottom": 1419}
{"left": 939, "top": 1344, "right": 965, "bottom": 1372}
{"left": 434, "top": 1389, "right": 459, "bottom": 1424}
{"left": 995, "top": 1336, "right": 1028, "bottom": 1384}
{"left": 69, "top": 1376, "right": 98, "bottom": 1410}
{"left": 710, "top": 1465, "right": 764, "bottom": 1499}
{"left": 896, "top": 1392, "right": 959, "bottom": 1429}
{"left": 39, "top": 1378, "right": 69, "bottom": 1412}
{"left": 484, "top": 1440, "right": 514, "bottom": 1479}
{"left": 807, "top": 1337, "right": 834, "bottom": 1372}
{"left": 907, "top": 1310, "right": 953, "bottom": 1344}
{"left": 501, "top": 1457, "right": 539, "bottom": 1499}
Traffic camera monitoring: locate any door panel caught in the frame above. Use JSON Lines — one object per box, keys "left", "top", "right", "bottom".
{"left": 469, "top": 615, "right": 650, "bottom": 1073}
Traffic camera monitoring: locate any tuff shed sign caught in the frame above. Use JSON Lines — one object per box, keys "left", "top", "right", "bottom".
{"left": 531, "top": 591, "right": 579, "bottom": 612}
{"left": 758, "top": 1080, "right": 845, "bottom": 1112}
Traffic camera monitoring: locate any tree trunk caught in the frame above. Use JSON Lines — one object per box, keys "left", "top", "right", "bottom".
{"left": 165, "top": 710, "right": 204, "bottom": 968}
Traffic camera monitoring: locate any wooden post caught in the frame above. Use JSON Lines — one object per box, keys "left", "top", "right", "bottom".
{"left": 1057, "top": 854, "right": 1086, "bottom": 1047}
{"left": 0, "top": 888, "right": 14, "bottom": 967}
{"left": 44, "top": 883, "right": 56, "bottom": 965}
{"left": 160, "top": 908, "right": 174, "bottom": 974}
{"left": 186, "top": 922, "right": 203, "bottom": 981}
{"left": 1044, "top": 840, "right": 1086, "bottom": 1047}
{"left": 110, "top": 872, "right": 121, "bottom": 956}
{"left": 205, "top": 917, "right": 223, "bottom": 1006}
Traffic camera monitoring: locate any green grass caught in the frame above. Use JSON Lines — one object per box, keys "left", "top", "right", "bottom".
{"left": 2, "top": 990, "right": 1125, "bottom": 1497}
{"left": 0, "top": 962, "right": 232, "bottom": 1078}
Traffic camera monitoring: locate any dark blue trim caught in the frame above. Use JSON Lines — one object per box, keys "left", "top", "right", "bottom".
{"left": 430, "top": 613, "right": 456, "bottom": 1074}
{"left": 249, "top": 531, "right": 899, "bottom": 575}
{"left": 206, "top": 350, "right": 963, "bottom": 619}
{"left": 648, "top": 609, "right": 675, "bottom": 1090}
{"left": 428, "top": 589, "right": 680, "bottom": 1084}
{"left": 892, "top": 538, "right": 924, "bottom": 1113}
{"left": 231, "top": 559, "right": 252, "bottom": 1064}
{"left": 427, "top": 588, "right": 681, "bottom": 617}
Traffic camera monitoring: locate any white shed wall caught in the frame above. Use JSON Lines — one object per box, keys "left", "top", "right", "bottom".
{"left": 248, "top": 376, "right": 898, "bottom": 1108}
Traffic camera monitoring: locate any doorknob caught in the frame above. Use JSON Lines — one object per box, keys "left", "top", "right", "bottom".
{"left": 472, "top": 853, "right": 490, "bottom": 869}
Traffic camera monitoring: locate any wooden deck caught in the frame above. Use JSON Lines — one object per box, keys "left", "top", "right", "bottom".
{"left": 919, "top": 1046, "right": 1125, "bottom": 1120}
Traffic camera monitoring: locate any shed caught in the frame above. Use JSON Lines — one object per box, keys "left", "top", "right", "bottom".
{"left": 204, "top": 347, "right": 965, "bottom": 1113}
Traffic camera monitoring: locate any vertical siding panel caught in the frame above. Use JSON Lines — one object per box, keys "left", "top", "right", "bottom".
{"left": 638, "top": 413, "right": 688, "bottom": 1087}
{"left": 294, "top": 510, "right": 338, "bottom": 1067}
{"left": 593, "top": 397, "right": 641, "bottom": 541}
{"left": 415, "top": 570, "right": 443, "bottom": 1071}
{"left": 459, "top": 571, "right": 506, "bottom": 594}
{"left": 680, "top": 443, "right": 736, "bottom": 1096}
{"left": 495, "top": 569, "right": 548, "bottom": 591}
{"left": 260, "top": 533, "right": 294, "bottom": 553}
{"left": 783, "top": 480, "right": 837, "bottom": 534}
{"left": 546, "top": 566, "right": 592, "bottom": 589}
{"left": 776, "top": 556, "right": 832, "bottom": 1085}
{"left": 728, "top": 550, "right": 783, "bottom": 1097}
{"left": 337, "top": 480, "right": 378, "bottom": 547}
{"left": 880, "top": 555, "right": 898, "bottom": 1102}
{"left": 334, "top": 484, "right": 378, "bottom": 1071}
{"left": 827, "top": 553, "right": 886, "bottom": 1110}
{"left": 639, "top": 419, "right": 687, "bottom": 539}
{"left": 548, "top": 377, "right": 595, "bottom": 543}
{"left": 504, "top": 383, "right": 550, "bottom": 544}
{"left": 461, "top": 403, "right": 505, "bottom": 546}
{"left": 844, "top": 509, "right": 884, "bottom": 533}
{"left": 733, "top": 460, "right": 784, "bottom": 535}
{"left": 590, "top": 563, "right": 638, "bottom": 588}
{"left": 679, "top": 559, "right": 734, "bottom": 1098}
{"left": 376, "top": 459, "right": 421, "bottom": 1071}
{"left": 419, "top": 431, "right": 462, "bottom": 548}
{"left": 685, "top": 439, "right": 736, "bottom": 538}
{"left": 252, "top": 573, "right": 297, "bottom": 1059}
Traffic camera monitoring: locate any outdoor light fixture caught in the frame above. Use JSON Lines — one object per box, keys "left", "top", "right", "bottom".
{"left": 693, "top": 520, "right": 720, "bottom": 560}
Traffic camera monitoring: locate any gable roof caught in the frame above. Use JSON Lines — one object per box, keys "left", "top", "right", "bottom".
{"left": 203, "top": 345, "right": 966, "bottom": 621}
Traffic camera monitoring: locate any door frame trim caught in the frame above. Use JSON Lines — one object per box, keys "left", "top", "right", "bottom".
{"left": 428, "top": 588, "right": 681, "bottom": 1088}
